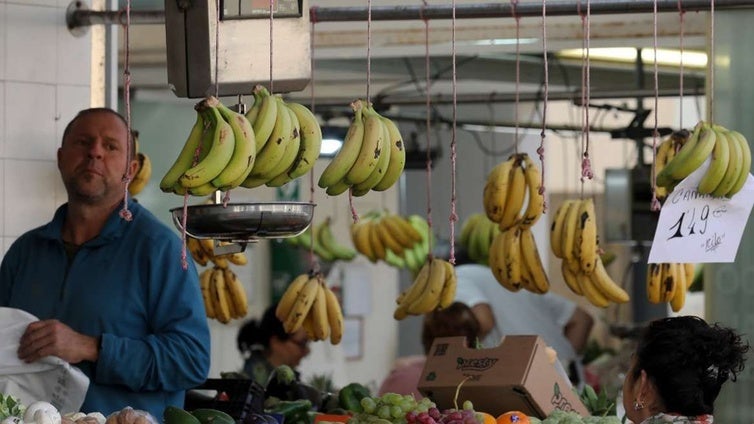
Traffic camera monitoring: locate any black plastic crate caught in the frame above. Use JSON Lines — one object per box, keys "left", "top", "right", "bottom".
{"left": 184, "top": 378, "right": 265, "bottom": 421}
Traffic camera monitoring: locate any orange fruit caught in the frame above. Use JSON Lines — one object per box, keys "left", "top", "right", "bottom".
{"left": 496, "top": 411, "right": 530, "bottom": 424}
{"left": 477, "top": 412, "right": 496, "bottom": 424}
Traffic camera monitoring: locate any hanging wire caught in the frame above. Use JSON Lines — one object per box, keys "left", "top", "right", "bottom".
{"left": 709, "top": 0, "right": 715, "bottom": 122}
{"left": 218, "top": 0, "right": 233, "bottom": 206}
{"left": 448, "top": 0, "right": 459, "bottom": 264}
{"left": 269, "top": 0, "right": 275, "bottom": 93}
{"left": 677, "top": 0, "right": 685, "bottom": 129}
{"left": 650, "top": 0, "right": 662, "bottom": 212}
{"left": 119, "top": 0, "right": 133, "bottom": 223}
{"left": 422, "top": 0, "right": 433, "bottom": 260}
{"left": 539, "top": 0, "right": 548, "bottom": 210}
{"left": 511, "top": 0, "right": 520, "bottom": 154}
{"left": 308, "top": 19, "right": 319, "bottom": 273}
{"left": 579, "top": 0, "right": 594, "bottom": 199}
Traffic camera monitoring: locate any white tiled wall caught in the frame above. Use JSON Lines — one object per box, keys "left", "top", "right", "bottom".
{"left": 0, "top": 2, "right": 91, "bottom": 251}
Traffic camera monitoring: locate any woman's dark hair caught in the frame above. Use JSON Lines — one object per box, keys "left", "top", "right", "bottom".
{"left": 237, "top": 303, "right": 291, "bottom": 355}
{"left": 421, "top": 302, "right": 481, "bottom": 354}
{"left": 632, "top": 316, "right": 749, "bottom": 415}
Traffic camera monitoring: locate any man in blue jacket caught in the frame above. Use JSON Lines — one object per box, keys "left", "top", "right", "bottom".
{"left": 0, "top": 108, "right": 211, "bottom": 418}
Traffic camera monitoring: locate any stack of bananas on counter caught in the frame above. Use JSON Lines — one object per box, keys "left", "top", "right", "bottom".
{"left": 127, "top": 132, "right": 152, "bottom": 197}
{"left": 284, "top": 217, "right": 357, "bottom": 262}
{"left": 241, "top": 85, "right": 322, "bottom": 188}
{"left": 318, "top": 100, "right": 406, "bottom": 196}
{"left": 187, "top": 237, "right": 249, "bottom": 323}
{"left": 550, "top": 199, "right": 630, "bottom": 308}
{"left": 458, "top": 213, "right": 500, "bottom": 265}
{"left": 656, "top": 121, "right": 751, "bottom": 198}
{"left": 483, "top": 153, "right": 545, "bottom": 232}
{"left": 350, "top": 211, "right": 431, "bottom": 275}
{"left": 275, "top": 272, "right": 344, "bottom": 344}
{"left": 393, "top": 257, "right": 457, "bottom": 320}
{"left": 647, "top": 262, "right": 695, "bottom": 312}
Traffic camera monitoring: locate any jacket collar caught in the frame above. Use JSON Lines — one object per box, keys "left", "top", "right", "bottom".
{"left": 38, "top": 198, "right": 138, "bottom": 247}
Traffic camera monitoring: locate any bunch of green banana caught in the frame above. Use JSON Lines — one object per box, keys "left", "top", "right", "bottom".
{"left": 127, "top": 133, "right": 152, "bottom": 196}
{"left": 550, "top": 199, "right": 630, "bottom": 307}
{"left": 241, "top": 85, "right": 323, "bottom": 188}
{"left": 483, "top": 153, "right": 545, "bottom": 233}
{"left": 656, "top": 121, "right": 751, "bottom": 198}
{"left": 276, "top": 272, "right": 344, "bottom": 344}
{"left": 646, "top": 262, "right": 695, "bottom": 313}
{"left": 160, "top": 96, "right": 257, "bottom": 196}
{"left": 458, "top": 213, "right": 500, "bottom": 265}
{"left": 284, "top": 217, "right": 357, "bottom": 262}
{"left": 318, "top": 99, "right": 406, "bottom": 196}
{"left": 394, "top": 257, "right": 457, "bottom": 320}
{"left": 350, "top": 211, "right": 431, "bottom": 275}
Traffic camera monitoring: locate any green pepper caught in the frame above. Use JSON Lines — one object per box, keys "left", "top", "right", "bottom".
{"left": 265, "top": 399, "right": 313, "bottom": 424}
{"left": 338, "top": 383, "right": 371, "bottom": 413}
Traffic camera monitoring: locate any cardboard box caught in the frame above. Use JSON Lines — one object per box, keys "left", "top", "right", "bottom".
{"left": 417, "top": 335, "right": 589, "bottom": 419}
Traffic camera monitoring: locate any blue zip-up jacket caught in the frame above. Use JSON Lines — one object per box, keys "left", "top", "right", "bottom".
{"left": 0, "top": 199, "right": 211, "bottom": 418}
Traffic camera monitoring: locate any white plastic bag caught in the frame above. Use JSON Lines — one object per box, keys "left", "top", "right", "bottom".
{"left": 0, "top": 307, "right": 90, "bottom": 413}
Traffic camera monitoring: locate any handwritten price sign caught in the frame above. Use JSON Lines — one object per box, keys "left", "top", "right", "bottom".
{"left": 649, "top": 172, "right": 754, "bottom": 263}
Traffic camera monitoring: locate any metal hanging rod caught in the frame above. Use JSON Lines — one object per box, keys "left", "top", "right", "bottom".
{"left": 67, "top": 0, "right": 754, "bottom": 29}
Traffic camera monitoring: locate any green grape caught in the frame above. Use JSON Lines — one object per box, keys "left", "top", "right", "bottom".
{"left": 377, "top": 405, "right": 392, "bottom": 420}
{"left": 361, "top": 397, "right": 378, "bottom": 414}
{"left": 382, "top": 393, "right": 403, "bottom": 405}
{"left": 415, "top": 405, "right": 429, "bottom": 413}
{"left": 399, "top": 399, "right": 415, "bottom": 413}
{"left": 390, "top": 405, "right": 404, "bottom": 419}
{"left": 462, "top": 400, "right": 474, "bottom": 411}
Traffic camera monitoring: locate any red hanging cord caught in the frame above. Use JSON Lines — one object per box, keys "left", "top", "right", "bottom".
{"left": 448, "top": 0, "right": 458, "bottom": 264}
{"left": 309, "top": 20, "right": 318, "bottom": 273}
{"left": 269, "top": 0, "right": 275, "bottom": 93}
{"left": 538, "top": 0, "right": 548, "bottom": 209}
{"left": 511, "top": 0, "right": 520, "bottom": 154}
{"left": 650, "top": 0, "right": 662, "bottom": 212}
{"left": 677, "top": 0, "right": 685, "bottom": 129}
{"left": 422, "top": 0, "right": 433, "bottom": 254}
{"left": 119, "top": 0, "right": 133, "bottom": 223}
{"left": 709, "top": 0, "right": 715, "bottom": 123}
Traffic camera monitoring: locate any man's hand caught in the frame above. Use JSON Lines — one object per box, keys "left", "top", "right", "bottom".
{"left": 17, "top": 320, "right": 99, "bottom": 364}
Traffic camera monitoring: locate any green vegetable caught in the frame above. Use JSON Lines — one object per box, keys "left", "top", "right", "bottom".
{"left": 338, "top": 383, "right": 371, "bottom": 413}
{"left": 0, "top": 394, "right": 25, "bottom": 420}
{"left": 265, "top": 399, "right": 312, "bottom": 424}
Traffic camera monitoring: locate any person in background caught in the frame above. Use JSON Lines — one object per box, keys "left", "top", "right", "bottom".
{"left": 451, "top": 245, "right": 594, "bottom": 386}
{"left": 378, "top": 302, "right": 482, "bottom": 397}
{"left": 0, "top": 108, "right": 211, "bottom": 418}
{"left": 622, "top": 315, "right": 749, "bottom": 424}
{"left": 237, "top": 303, "right": 311, "bottom": 387}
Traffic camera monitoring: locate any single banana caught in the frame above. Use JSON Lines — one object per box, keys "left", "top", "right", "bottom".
{"left": 381, "top": 214, "right": 419, "bottom": 250}
{"left": 401, "top": 243, "right": 420, "bottom": 273}
{"left": 372, "top": 116, "right": 406, "bottom": 192}
{"left": 325, "top": 180, "right": 351, "bottom": 196}
{"left": 576, "top": 198, "right": 598, "bottom": 275}
{"left": 520, "top": 228, "right": 550, "bottom": 294}
{"left": 502, "top": 226, "right": 524, "bottom": 290}
{"left": 318, "top": 100, "right": 365, "bottom": 188}
{"left": 227, "top": 251, "right": 248, "bottom": 266}
{"left": 310, "top": 281, "right": 331, "bottom": 341}
{"left": 646, "top": 263, "right": 664, "bottom": 304}
{"left": 407, "top": 258, "right": 446, "bottom": 314}
{"left": 460, "top": 214, "right": 483, "bottom": 250}
{"left": 188, "top": 182, "right": 219, "bottom": 196}
{"left": 489, "top": 231, "right": 515, "bottom": 291}
{"left": 384, "top": 248, "right": 407, "bottom": 268}
{"left": 368, "top": 220, "right": 387, "bottom": 261}
{"left": 211, "top": 97, "right": 257, "bottom": 189}
{"left": 550, "top": 200, "right": 573, "bottom": 259}
{"left": 285, "top": 102, "right": 323, "bottom": 180}
{"left": 711, "top": 128, "right": 742, "bottom": 197}
{"left": 660, "top": 263, "right": 678, "bottom": 304}
{"left": 684, "top": 263, "right": 695, "bottom": 287}
{"left": 247, "top": 85, "right": 277, "bottom": 151}
{"left": 520, "top": 154, "right": 545, "bottom": 229}
{"left": 656, "top": 122, "right": 704, "bottom": 187}
{"left": 654, "top": 136, "right": 673, "bottom": 176}
{"left": 697, "top": 126, "right": 731, "bottom": 195}
{"left": 670, "top": 262, "right": 687, "bottom": 312}
{"left": 671, "top": 123, "right": 717, "bottom": 183}
{"left": 187, "top": 236, "right": 210, "bottom": 267}
{"left": 398, "top": 261, "right": 431, "bottom": 309}
{"left": 160, "top": 111, "right": 207, "bottom": 192}
{"left": 179, "top": 105, "right": 236, "bottom": 189}
{"left": 499, "top": 160, "right": 527, "bottom": 231}
{"left": 265, "top": 103, "right": 302, "bottom": 187}
{"left": 301, "top": 311, "right": 316, "bottom": 340}
{"left": 316, "top": 217, "right": 357, "bottom": 261}
{"left": 560, "top": 200, "right": 581, "bottom": 266}
{"left": 345, "top": 104, "right": 384, "bottom": 185}
{"left": 199, "top": 269, "right": 216, "bottom": 319}
{"left": 276, "top": 273, "right": 311, "bottom": 321}
{"left": 211, "top": 254, "right": 230, "bottom": 270}
{"left": 128, "top": 152, "right": 152, "bottom": 196}
{"left": 245, "top": 96, "right": 292, "bottom": 183}
{"left": 588, "top": 257, "right": 630, "bottom": 303}
{"left": 402, "top": 215, "right": 426, "bottom": 244}
{"left": 483, "top": 158, "right": 515, "bottom": 223}
{"left": 577, "top": 270, "right": 610, "bottom": 308}
{"left": 283, "top": 275, "right": 321, "bottom": 333}
{"left": 352, "top": 116, "right": 391, "bottom": 196}
{"left": 561, "top": 260, "right": 583, "bottom": 296}
{"left": 351, "top": 219, "right": 376, "bottom": 262}
{"left": 324, "top": 286, "right": 344, "bottom": 344}
{"left": 376, "top": 218, "right": 405, "bottom": 255}
{"left": 438, "top": 260, "right": 457, "bottom": 309}
{"left": 211, "top": 267, "right": 232, "bottom": 323}
{"left": 726, "top": 130, "right": 752, "bottom": 197}
{"left": 223, "top": 268, "right": 248, "bottom": 318}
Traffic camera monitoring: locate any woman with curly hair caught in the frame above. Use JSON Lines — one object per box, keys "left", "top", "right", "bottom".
{"left": 622, "top": 316, "right": 749, "bottom": 423}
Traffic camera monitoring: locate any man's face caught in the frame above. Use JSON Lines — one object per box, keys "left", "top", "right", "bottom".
{"left": 57, "top": 111, "right": 137, "bottom": 205}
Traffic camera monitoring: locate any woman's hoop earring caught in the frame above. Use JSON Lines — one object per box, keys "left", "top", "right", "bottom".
{"left": 633, "top": 399, "right": 645, "bottom": 411}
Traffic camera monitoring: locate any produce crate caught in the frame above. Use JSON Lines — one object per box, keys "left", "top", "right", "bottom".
{"left": 184, "top": 378, "right": 265, "bottom": 420}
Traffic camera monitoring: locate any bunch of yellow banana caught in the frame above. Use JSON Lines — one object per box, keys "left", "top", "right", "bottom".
{"left": 483, "top": 153, "right": 545, "bottom": 233}
{"left": 199, "top": 266, "right": 249, "bottom": 323}
{"left": 127, "top": 132, "right": 152, "bottom": 196}
{"left": 275, "top": 273, "right": 344, "bottom": 344}
{"left": 240, "top": 85, "right": 323, "bottom": 188}
{"left": 284, "top": 217, "right": 357, "bottom": 262}
{"left": 488, "top": 224, "right": 550, "bottom": 294}
{"left": 318, "top": 100, "right": 406, "bottom": 196}
{"left": 653, "top": 130, "right": 688, "bottom": 200}
{"left": 186, "top": 236, "right": 249, "bottom": 269}
{"left": 647, "top": 262, "right": 695, "bottom": 312}
{"left": 550, "top": 199, "right": 630, "bottom": 308}
{"left": 459, "top": 213, "right": 500, "bottom": 265}
{"left": 350, "top": 212, "right": 431, "bottom": 275}
{"left": 656, "top": 121, "right": 751, "bottom": 198}
{"left": 160, "top": 96, "right": 257, "bottom": 196}
{"left": 394, "top": 257, "right": 457, "bottom": 320}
